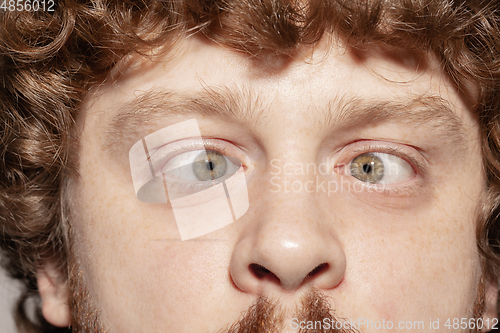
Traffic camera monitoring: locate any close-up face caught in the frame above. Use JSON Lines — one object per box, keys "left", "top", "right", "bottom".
{"left": 45, "top": 34, "right": 495, "bottom": 332}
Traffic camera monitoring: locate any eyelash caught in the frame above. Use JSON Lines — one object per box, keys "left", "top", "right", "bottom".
{"left": 354, "top": 178, "right": 422, "bottom": 197}
{"left": 145, "top": 138, "right": 246, "bottom": 195}
{"left": 149, "top": 139, "right": 425, "bottom": 197}
{"left": 150, "top": 138, "right": 245, "bottom": 176}
{"left": 346, "top": 141, "right": 424, "bottom": 172}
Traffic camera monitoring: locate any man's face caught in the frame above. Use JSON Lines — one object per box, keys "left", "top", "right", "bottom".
{"left": 49, "top": 35, "right": 494, "bottom": 332}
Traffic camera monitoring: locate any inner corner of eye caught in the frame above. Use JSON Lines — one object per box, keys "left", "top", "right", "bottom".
{"left": 333, "top": 162, "right": 347, "bottom": 173}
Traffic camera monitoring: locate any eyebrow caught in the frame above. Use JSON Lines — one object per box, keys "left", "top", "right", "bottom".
{"left": 115, "top": 88, "right": 267, "bottom": 125}
{"left": 322, "top": 94, "right": 466, "bottom": 142}
{"left": 104, "top": 87, "right": 466, "bottom": 154}
{"left": 104, "top": 87, "right": 268, "bottom": 154}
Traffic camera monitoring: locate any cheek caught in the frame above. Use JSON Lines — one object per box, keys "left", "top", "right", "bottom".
{"left": 328, "top": 177, "right": 483, "bottom": 322}
{"left": 344, "top": 209, "right": 481, "bottom": 321}
{"left": 69, "top": 145, "right": 239, "bottom": 330}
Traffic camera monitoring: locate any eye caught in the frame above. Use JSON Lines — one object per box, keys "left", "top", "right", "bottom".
{"left": 349, "top": 152, "right": 415, "bottom": 184}
{"left": 161, "top": 149, "right": 241, "bottom": 183}
{"left": 192, "top": 150, "right": 229, "bottom": 181}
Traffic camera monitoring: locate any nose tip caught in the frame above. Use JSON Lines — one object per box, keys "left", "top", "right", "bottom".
{"left": 230, "top": 235, "right": 346, "bottom": 293}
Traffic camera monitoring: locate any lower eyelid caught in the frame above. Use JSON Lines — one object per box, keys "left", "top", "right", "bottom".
{"left": 373, "top": 180, "right": 423, "bottom": 197}
{"left": 333, "top": 160, "right": 421, "bottom": 197}
{"left": 344, "top": 177, "right": 422, "bottom": 198}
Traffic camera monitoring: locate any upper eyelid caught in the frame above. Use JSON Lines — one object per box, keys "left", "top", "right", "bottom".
{"left": 335, "top": 141, "right": 427, "bottom": 176}
{"left": 150, "top": 139, "right": 227, "bottom": 158}
{"left": 149, "top": 138, "right": 240, "bottom": 175}
{"left": 149, "top": 138, "right": 212, "bottom": 158}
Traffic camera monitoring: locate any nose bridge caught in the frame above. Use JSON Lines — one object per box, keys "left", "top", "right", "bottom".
{"left": 264, "top": 156, "right": 329, "bottom": 244}
{"left": 265, "top": 154, "right": 332, "bottom": 231}
{"left": 264, "top": 174, "right": 324, "bottom": 233}
{"left": 230, "top": 157, "right": 346, "bottom": 294}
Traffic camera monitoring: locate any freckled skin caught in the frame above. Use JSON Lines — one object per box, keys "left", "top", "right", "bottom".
{"left": 53, "top": 35, "right": 494, "bottom": 332}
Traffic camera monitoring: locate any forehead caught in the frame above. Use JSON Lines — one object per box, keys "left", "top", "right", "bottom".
{"left": 81, "top": 34, "right": 477, "bottom": 148}
{"left": 97, "top": 36, "right": 448, "bottom": 100}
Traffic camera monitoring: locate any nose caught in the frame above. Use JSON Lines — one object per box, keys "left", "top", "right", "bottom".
{"left": 229, "top": 182, "right": 346, "bottom": 293}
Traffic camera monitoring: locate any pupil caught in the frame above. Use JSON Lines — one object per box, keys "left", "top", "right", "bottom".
{"left": 207, "top": 161, "right": 215, "bottom": 171}
{"left": 362, "top": 163, "right": 372, "bottom": 173}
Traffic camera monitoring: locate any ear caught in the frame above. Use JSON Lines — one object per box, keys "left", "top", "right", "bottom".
{"left": 37, "top": 263, "right": 71, "bottom": 327}
{"left": 482, "top": 277, "right": 498, "bottom": 332}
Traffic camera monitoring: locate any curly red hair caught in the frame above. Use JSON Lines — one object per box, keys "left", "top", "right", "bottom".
{"left": 1, "top": 0, "right": 500, "bottom": 331}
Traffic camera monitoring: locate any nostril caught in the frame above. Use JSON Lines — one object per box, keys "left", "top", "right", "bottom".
{"left": 249, "top": 263, "right": 270, "bottom": 278}
{"left": 306, "top": 263, "right": 329, "bottom": 279}
{"left": 249, "top": 264, "right": 281, "bottom": 285}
